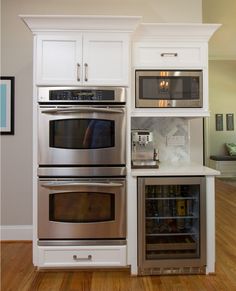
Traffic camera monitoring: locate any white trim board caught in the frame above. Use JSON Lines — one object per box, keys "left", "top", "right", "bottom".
{"left": 0, "top": 225, "right": 33, "bottom": 241}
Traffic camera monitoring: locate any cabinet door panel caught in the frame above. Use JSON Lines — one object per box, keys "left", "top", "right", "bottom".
{"left": 83, "top": 33, "right": 129, "bottom": 86}
{"left": 133, "top": 42, "right": 205, "bottom": 68}
{"left": 36, "top": 35, "right": 82, "bottom": 85}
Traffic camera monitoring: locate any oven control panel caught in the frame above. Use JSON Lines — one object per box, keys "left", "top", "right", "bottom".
{"left": 38, "top": 87, "right": 126, "bottom": 103}
{"left": 49, "top": 90, "right": 114, "bottom": 101}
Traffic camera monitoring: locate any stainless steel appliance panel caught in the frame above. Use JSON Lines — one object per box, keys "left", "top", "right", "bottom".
{"left": 38, "top": 105, "right": 126, "bottom": 166}
{"left": 38, "top": 178, "right": 126, "bottom": 240}
{"left": 38, "top": 166, "right": 126, "bottom": 177}
{"left": 136, "top": 70, "right": 203, "bottom": 108}
{"left": 137, "top": 176, "right": 206, "bottom": 275}
{"left": 38, "top": 87, "right": 126, "bottom": 103}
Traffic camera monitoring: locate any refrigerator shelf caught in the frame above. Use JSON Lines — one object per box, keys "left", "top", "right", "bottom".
{"left": 146, "top": 232, "right": 197, "bottom": 236}
{"left": 146, "top": 235, "right": 197, "bottom": 251}
{"left": 146, "top": 252, "right": 197, "bottom": 260}
{"left": 146, "top": 215, "right": 198, "bottom": 219}
{"left": 145, "top": 197, "right": 198, "bottom": 200}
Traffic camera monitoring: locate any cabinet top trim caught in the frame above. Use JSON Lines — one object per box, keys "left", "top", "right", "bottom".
{"left": 133, "top": 23, "right": 221, "bottom": 42}
{"left": 20, "top": 15, "right": 142, "bottom": 33}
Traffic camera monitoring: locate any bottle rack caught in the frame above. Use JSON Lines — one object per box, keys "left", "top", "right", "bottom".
{"left": 138, "top": 179, "right": 205, "bottom": 264}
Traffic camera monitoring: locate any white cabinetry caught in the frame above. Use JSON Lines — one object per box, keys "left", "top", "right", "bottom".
{"left": 36, "top": 33, "right": 129, "bottom": 86}
{"left": 131, "top": 23, "right": 220, "bottom": 117}
{"left": 38, "top": 245, "right": 127, "bottom": 268}
{"left": 133, "top": 42, "right": 206, "bottom": 69}
{"left": 20, "top": 14, "right": 142, "bottom": 270}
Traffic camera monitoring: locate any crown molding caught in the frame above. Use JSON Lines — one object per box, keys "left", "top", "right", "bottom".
{"left": 133, "top": 23, "right": 222, "bottom": 42}
{"left": 20, "top": 15, "right": 143, "bottom": 33}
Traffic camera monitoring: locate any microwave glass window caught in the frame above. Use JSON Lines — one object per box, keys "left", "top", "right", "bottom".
{"left": 49, "top": 192, "right": 115, "bottom": 223}
{"left": 49, "top": 118, "right": 115, "bottom": 149}
{"left": 139, "top": 76, "right": 199, "bottom": 100}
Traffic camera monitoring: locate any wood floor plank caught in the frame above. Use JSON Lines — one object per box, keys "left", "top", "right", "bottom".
{"left": 60, "top": 271, "right": 92, "bottom": 291}
{"left": 1, "top": 179, "right": 236, "bottom": 291}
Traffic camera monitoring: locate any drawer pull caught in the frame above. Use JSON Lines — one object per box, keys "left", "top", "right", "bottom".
{"left": 73, "top": 254, "right": 92, "bottom": 261}
{"left": 161, "top": 53, "right": 178, "bottom": 57}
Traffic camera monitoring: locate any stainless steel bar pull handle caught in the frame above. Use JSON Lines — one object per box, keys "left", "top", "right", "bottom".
{"left": 41, "top": 107, "right": 124, "bottom": 114}
{"left": 77, "top": 63, "right": 80, "bottom": 82}
{"left": 73, "top": 254, "right": 92, "bottom": 261}
{"left": 42, "top": 182, "right": 124, "bottom": 188}
{"left": 84, "top": 63, "right": 88, "bottom": 82}
{"left": 160, "top": 53, "right": 178, "bottom": 57}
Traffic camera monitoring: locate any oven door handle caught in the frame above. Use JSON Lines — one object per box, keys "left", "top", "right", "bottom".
{"left": 41, "top": 182, "right": 124, "bottom": 188}
{"left": 41, "top": 107, "right": 124, "bottom": 114}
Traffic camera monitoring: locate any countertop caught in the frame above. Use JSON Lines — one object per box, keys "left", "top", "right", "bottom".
{"left": 131, "top": 161, "right": 220, "bottom": 176}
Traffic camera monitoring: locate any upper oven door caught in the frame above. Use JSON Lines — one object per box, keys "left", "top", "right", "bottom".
{"left": 136, "top": 70, "right": 203, "bottom": 108}
{"left": 38, "top": 105, "right": 126, "bottom": 166}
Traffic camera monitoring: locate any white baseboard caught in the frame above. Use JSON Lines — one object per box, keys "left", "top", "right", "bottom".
{"left": 0, "top": 225, "right": 33, "bottom": 241}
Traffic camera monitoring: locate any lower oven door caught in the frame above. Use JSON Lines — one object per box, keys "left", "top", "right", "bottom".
{"left": 38, "top": 178, "right": 126, "bottom": 240}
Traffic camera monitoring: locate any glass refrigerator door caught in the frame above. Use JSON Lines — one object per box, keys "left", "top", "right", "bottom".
{"left": 144, "top": 183, "right": 201, "bottom": 260}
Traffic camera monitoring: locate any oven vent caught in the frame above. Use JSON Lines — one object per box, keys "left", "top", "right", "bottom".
{"left": 138, "top": 267, "right": 161, "bottom": 276}
{"left": 138, "top": 266, "right": 206, "bottom": 276}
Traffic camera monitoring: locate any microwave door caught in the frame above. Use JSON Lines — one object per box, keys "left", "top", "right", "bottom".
{"left": 135, "top": 70, "right": 203, "bottom": 108}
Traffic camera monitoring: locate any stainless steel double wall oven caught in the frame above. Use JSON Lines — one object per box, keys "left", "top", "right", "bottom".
{"left": 37, "top": 87, "right": 126, "bottom": 245}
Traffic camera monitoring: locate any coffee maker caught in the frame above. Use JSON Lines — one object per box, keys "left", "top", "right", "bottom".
{"left": 131, "top": 130, "right": 159, "bottom": 168}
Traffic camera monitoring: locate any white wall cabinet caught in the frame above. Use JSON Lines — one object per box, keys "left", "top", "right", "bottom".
{"left": 36, "top": 33, "right": 129, "bottom": 86}
{"left": 36, "top": 35, "right": 82, "bottom": 85}
{"left": 133, "top": 42, "right": 207, "bottom": 69}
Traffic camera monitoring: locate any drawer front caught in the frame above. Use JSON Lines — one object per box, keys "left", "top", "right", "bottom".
{"left": 133, "top": 43, "right": 205, "bottom": 68}
{"left": 38, "top": 245, "right": 127, "bottom": 268}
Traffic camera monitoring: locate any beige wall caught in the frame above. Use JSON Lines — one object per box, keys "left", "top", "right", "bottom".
{"left": 203, "top": 0, "right": 236, "bottom": 59}
{"left": 203, "top": 0, "right": 236, "bottom": 163}
{"left": 206, "top": 61, "right": 236, "bottom": 157}
{"left": 1, "top": 0, "right": 202, "bottom": 226}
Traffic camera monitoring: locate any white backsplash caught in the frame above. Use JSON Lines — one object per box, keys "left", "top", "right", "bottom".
{"left": 131, "top": 117, "right": 190, "bottom": 162}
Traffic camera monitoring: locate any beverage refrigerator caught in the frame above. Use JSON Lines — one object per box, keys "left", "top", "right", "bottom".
{"left": 137, "top": 176, "right": 206, "bottom": 275}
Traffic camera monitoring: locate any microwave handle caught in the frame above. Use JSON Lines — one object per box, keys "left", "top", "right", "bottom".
{"left": 41, "top": 107, "right": 124, "bottom": 114}
{"left": 41, "top": 182, "right": 124, "bottom": 189}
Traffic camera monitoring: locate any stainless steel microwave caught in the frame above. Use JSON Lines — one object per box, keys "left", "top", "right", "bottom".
{"left": 135, "top": 70, "right": 203, "bottom": 108}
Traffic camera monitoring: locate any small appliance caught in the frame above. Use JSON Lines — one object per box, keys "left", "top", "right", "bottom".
{"left": 131, "top": 130, "right": 159, "bottom": 168}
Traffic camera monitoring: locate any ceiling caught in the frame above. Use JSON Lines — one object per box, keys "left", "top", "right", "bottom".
{"left": 203, "top": 0, "right": 236, "bottom": 60}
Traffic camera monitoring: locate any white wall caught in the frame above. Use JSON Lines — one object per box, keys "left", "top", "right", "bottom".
{"left": 1, "top": 0, "right": 202, "bottom": 231}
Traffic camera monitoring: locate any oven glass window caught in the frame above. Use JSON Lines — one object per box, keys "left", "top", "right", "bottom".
{"left": 139, "top": 76, "right": 199, "bottom": 100}
{"left": 49, "top": 118, "right": 115, "bottom": 149}
{"left": 49, "top": 192, "right": 115, "bottom": 223}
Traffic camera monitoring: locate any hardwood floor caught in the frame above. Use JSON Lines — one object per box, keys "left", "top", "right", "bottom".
{"left": 1, "top": 179, "right": 236, "bottom": 291}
